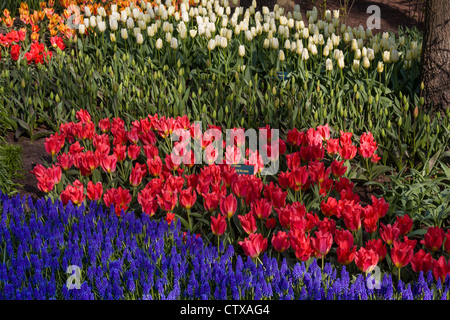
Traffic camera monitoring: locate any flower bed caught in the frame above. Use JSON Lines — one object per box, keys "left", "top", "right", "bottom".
{"left": 0, "top": 192, "right": 448, "bottom": 300}
{"left": 29, "top": 110, "right": 450, "bottom": 286}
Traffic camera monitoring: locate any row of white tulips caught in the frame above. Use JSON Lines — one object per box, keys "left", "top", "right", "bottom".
{"left": 73, "top": 0, "right": 421, "bottom": 71}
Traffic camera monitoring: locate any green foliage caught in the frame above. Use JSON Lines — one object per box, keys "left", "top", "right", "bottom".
{"left": 0, "top": 142, "right": 23, "bottom": 196}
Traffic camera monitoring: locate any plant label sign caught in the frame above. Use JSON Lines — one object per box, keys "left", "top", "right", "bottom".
{"left": 232, "top": 164, "right": 255, "bottom": 175}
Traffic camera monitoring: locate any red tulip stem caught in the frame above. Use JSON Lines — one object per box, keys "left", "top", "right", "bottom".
{"left": 217, "top": 235, "right": 220, "bottom": 255}
{"left": 322, "top": 256, "right": 324, "bottom": 270}
{"left": 398, "top": 268, "right": 401, "bottom": 283}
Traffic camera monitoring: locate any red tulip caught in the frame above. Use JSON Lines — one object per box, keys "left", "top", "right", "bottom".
{"left": 420, "top": 226, "right": 445, "bottom": 252}
{"left": 129, "top": 163, "right": 147, "bottom": 187}
{"left": 101, "top": 155, "right": 117, "bottom": 174}
{"left": 147, "top": 156, "right": 163, "bottom": 177}
{"left": 362, "top": 205, "right": 379, "bottom": 234}
{"left": 44, "top": 132, "right": 65, "bottom": 156}
{"left": 249, "top": 198, "right": 272, "bottom": 220}
{"left": 165, "top": 212, "right": 176, "bottom": 225}
{"left": 265, "top": 217, "right": 276, "bottom": 229}
{"left": 87, "top": 181, "right": 103, "bottom": 201}
{"left": 220, "top": 193, "right": 238, "bottom": 219}
{"left": 289, "top": 166, "right": 310, "bottom": 192}
{"left": 393, "top": 214, "right": 413, "bottom": 236}
{"left": 431, "top": 256, "right": 450, "bottom": 282}
{"left": 180, "top": 187, "right": 197, "bottom": 210}
{"left": 370, "top": 196, "right": 389, "bottom": 219}
{"left": 317, "top": 217, "right": 336, "bottom": 235}
{"left": 272, "top": 231, "right": 290, "bottom": 253}
{"left": 157, "top": 189, "right": 178, "bottom": 212}
{"left": 289, "top": 229, "right": 312, "bottom": 261}
{"left": 336, "top": 240, "right": 356, "bottom": 265}
{"left": 211, "top": 214, "right": 227, "bottom": 236}
{"left": 311, "top": 231, "right": 333, "bottom": 258}
{"left": 238, "top": 233, "right": 268, "bottom": 259}
{"left": 411, "top": 249, "right": 433, "bottom": 274}
{"left": 60, "top": 180, "right": 84, "bottom": 206}
{"left": 354, "top": 247, "right": 378, "bottom": 273}
{"left": 138, "top": 188, "right": 158, "bottom": 217}
{"left": 127, "top": 127, "right": 140, "bottom": 144}
{"left": 76, "top": 109, "right": 91, "bottom": 124}
{"left": 340, "top": 200, "right": 362, "bottom": 232}
{"left": 339, "top": 144, "right": 357, "bottom": 160}
{"left": 444, "top": 230, "right": 450, "bottom": 254}
{"left": 203, "top": 192, "right": 220, "bottom": 213}
{"left": 57, "top": 153, "right": 73, "bottom": 171}
{"left": 358, "top": 132, "right": 378, "bottom": 158}
{"left": 326, "top": 138, "right": 339, "bottom": 155}
{"left": 128, "top": 144, "right": 141, "bottom": 160}
{"left": 331, "top": 160, "right": 347, "bottom": 177}
{"left": 380, "top": 223, "right": 401, "bottom": 246}
{"left": 238, "top": 211, "right": 257, "bottom": 235}
{"left": 365, "top": 239, "right": 387, "bottom": 262}
{"left": 113, "top": 144, "right": 127, "bottom": 162}
{"left": 98, "top": 118, "right": 111, "bottom": 132}
{"left": 391, "top": 237, "right": 417, "bottom": 269}
{"left": 320, "top": 197, "right": 338, "bottom": 217}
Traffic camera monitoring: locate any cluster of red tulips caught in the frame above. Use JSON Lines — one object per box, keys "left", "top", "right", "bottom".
{"left": 33, "top": 109, "right": 450, "bottom": 281}
{"left": 0, "top": 27, "right": 65, "bottom": 63}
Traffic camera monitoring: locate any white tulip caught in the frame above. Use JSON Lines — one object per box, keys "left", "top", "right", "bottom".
{"left": 326, "top": 58, "right": 333, "bottom": 71}
{"left": 355, "top": 48, "right": 361, "bottom": 60}
{"left": 156, "top": 38, "right": 163, "bottom": 50}
{"left": 301, "top": 48, "right": 309, "bottom": 60}
{"left": 238, "top": 45, "right": 245, "bottom": 57}
{"left": 377, "top": 61, "right": 384, "bottom": 73}
{"left": 367, "top": 48, "right": 375, "bottom": 60}
{"left": 170, "top": 37, "right": 178, "bottom": 49}
{"left": 79, "top": 24, "right": 86, "bottom": 35}
{"left": 362, "top": 57, "right": 370, "bottom": 69}
{"left": 220, "top": 37, "right": 227, "bottom": 48}
{"left": 121, "top": 28, "right": 128, "bottom": 40}
{"left": 111, "top": 4, "right": 118, "bottom": 13}
{"left": 207, "top": 39, "right": 216, "bottom": 51}
{"left": 165, "top": 32, "right": 172, "bottom": 43}
{"left": 126, "top": 17, "right": 134, "bottom": 29}
{"left": 136, "top": 33, "right": 143, "bottom": 45}
{"left": 98, "top": 21, "right": 106, "bottom": 33}
{"left": 338, "top": 56, "right": 345, "bottom": 69}
{"left": 84, "top": 6, "right": 91, "bottom": 17}
{"left": 278, "top": 49, "right": 285, "bottom": 61}
{"left": 89, "top": 16, "right": 96, "bottom": 28}
{"left": 382, "top": 50, "right": 390, "bottom": 63}
{"left": 109, "top": 18, "right": 118, "bottom": 31}
{"left": 352, "top": 59, "right": 360, "bottom": 71}
{"left": 323, "top": 46, "right": 329, "bottom": 57}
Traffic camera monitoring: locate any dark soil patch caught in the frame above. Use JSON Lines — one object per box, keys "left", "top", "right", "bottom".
{"left": 240, "top": 0, "right": 423, "bottom": 33}
{"left": 5, "top": 131, "right": 50, "bottom": 201}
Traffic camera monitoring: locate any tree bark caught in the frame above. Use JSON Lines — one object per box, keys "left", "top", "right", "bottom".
{"left": 419, "top": 0, "right": 450, "bottom": 113}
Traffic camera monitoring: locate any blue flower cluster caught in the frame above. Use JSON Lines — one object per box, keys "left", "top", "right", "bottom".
{"left": 0, "top": 192, "right": 449, "bottom": 300}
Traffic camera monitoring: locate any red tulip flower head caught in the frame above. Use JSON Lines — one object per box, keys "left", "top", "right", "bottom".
{"left": 211, "top": 214, "right": 227, "bottom": 236}
{"left": 180, "top": 187, "right": 197, "bottom": 210}
{"left": 311, "top": 231, "right": 333, "bottom": 258}
{"left": 87, "top": 181, "right": 103, "bottom": 201}
{"left": 239, "top": 233, "right": 268, "bottom": 259}
{"left": 411, "top": 249, "right": 433, "bottom": 274}
{"left": 272, "top": 231, "right": 290, "bottom": 253}
{"left": 355, "top": 247, "right": 379, "bottom": 273}
{"left": 238, "top": 211, "right": 257, "bottom": 235}
{"left": 220, "top": 193, "right": 238, "bottom": 219}
{"left": 380, "top": 223, "right": 401, "bottom": 246}
{"left": 391, "top": 237, "right": 417, "bottom": 269}
{"left": 420, "top": 227, "right": 445, "bottom": 252}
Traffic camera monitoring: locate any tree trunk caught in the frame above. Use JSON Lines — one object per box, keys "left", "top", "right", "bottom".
{"left": 419, "top": 0, "right": 450, "bottom": 113}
